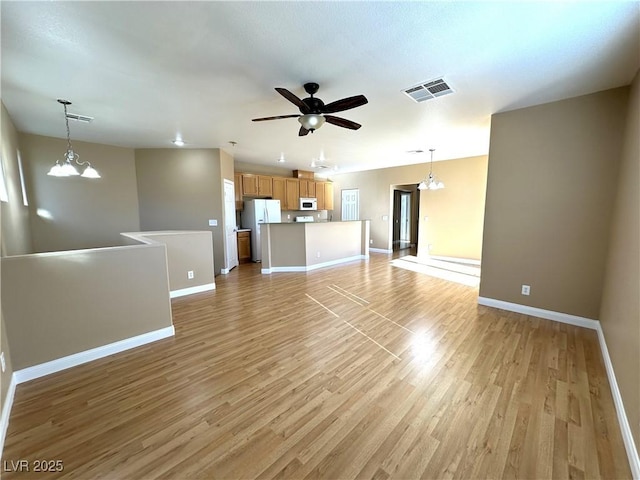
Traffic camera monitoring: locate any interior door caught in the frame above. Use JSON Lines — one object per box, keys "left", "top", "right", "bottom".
{"left": 224, "top": 179, "right": 238, "bottom": 272}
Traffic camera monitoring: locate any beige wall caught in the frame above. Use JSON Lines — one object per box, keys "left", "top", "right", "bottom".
{"left": 479, "top": 87, "right": 629, "bottom": 319}
{"left": 331, "top": 155, "right": 488, "bottom": 260}
{"left": 135, "top": 148, "right": 232, "bottom": 275}
{"left": 1, "top": 245, "right": 173, "bottom": 370}
{"left": 599, "top": 71, "right": 640, "bottom": 447}
{"left": 0, "top": 209, "right": 14, "bottom": 421}
{"left": 234, "top": 160, "right": 293, "bottom": 177}
{"left": 305, "top": 221, "right": 364, "bottom": 266}
{"left": 18, "top": 133, "right": 140, "bottom": 253}
{"left": 1, "top": 103, "right": 33, "bottom": 256}
{"left": 123, "top": 231, "right": 215, "bottom": 292}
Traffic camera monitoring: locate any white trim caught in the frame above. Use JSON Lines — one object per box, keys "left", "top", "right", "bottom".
{"left": 596, "top": 324, "right": 640, "bottom": 479}
{"left": 477, "top": 296, "right": 639, "bottom": 475}
{"left": 170, "top": 283, "right": 215, "bottom": 298}
{"left": 0, "top": 373, "right": 17, "bottom": 457}
{"left": 429, "top": 255, "right": 482, "bottom": 266}
{"left": 477, "top": 297, "right": 599, "bottom": 330}
{"left": 369, "top": 248, "right": 392, "bottom": 254}
{"left": 13, "top": 326, "right": 175, "bottom": 384}
{"left": 262, "top": 255, "right": 367, "bottom": 274}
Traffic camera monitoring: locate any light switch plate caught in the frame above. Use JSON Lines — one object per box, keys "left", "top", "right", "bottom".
{"left": 208, "top": 219, "right": 217, "bottom": 227}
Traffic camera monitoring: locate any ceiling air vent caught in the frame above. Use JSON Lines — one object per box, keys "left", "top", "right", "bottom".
{"left": 403, "top": 77, "right": 454, "bottom": 103}
{"left": 66, "top": 113, "right": 94, "bottom": 123}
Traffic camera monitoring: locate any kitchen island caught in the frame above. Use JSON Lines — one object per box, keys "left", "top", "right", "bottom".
{"left": 260, "top": 220, "right": 370, "bottom": 274}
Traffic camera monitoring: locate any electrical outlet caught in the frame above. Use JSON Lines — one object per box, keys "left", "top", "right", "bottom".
{"left": 188, "top": 270, "right": 194, "bottom": 279}
{"left": 521, "top": 284, "right": 530, "bottom": 296}
{"left": 370, "top": 239, "right": 373, "bottom": 245}
{"left": 287, "top": 214, "right": 291, "bottom": 220}
{"left": 0, "top": 352, "right": 5, "bottom": 373}
{"left": 208, "top": 219, "right": 217, "bottom": 227}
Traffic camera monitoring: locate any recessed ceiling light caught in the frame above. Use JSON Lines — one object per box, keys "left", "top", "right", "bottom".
{"left": 277, "top": 153, "right": 285, "bottom": 163}
{"left": 173, "top": 138, "right": 185, "bottom": 147}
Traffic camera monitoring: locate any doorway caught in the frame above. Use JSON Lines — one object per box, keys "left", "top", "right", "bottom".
{"left": 392, "top": 188, "right": 416, "bottom": 251}
{"left": 223, "top": 179, "right": 238, "bottom": 273}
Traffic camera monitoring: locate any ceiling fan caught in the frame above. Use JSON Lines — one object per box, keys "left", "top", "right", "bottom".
{"left": 252, "top": 82, "right": 368, "bottom": 136}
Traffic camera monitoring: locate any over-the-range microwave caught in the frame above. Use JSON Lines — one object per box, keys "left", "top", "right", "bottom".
{"left": 299, "top": 197, "right": 317, "bottom": 211}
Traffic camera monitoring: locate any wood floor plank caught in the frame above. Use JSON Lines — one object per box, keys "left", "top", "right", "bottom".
{"left": 1, "top": 253, "right": 632, "bottom": 479}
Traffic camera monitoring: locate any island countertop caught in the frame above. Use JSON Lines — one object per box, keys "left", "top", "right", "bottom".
{"left": 259, "top": 220, "right": 370, "bottom": 273}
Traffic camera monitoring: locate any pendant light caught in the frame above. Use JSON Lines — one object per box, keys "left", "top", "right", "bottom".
{"left": 418, "top": 148, "right": 444, "bottom": 190}
{"left": 47, "top": 99, "right": 100, "bottom": 179}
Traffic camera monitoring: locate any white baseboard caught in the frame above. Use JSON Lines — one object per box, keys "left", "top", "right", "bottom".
{"left": 477, "top": 296, "right": 639, "bottom": 476}
{"left": 477, "top": 297, "right": 599, "bottom": 330}
{"left": 170, "top": 283, "right": 215, "bottom": 298}
{"left": 0, "top": 373, "right": 17, "bottom": 458}
{"left": 369, "top": 248, "right": 392, "bottom": 254}
{"left": 262, "top": 255, "right": 367, "bottom": 274}
{"left": 595, "top": 324, "right": 640, "bottom": 478}
{"left": 429, "top": 255, "right": 482, "bottom": 266}
{"left": 13, "top": 326, "right": 175, "bottom": 384}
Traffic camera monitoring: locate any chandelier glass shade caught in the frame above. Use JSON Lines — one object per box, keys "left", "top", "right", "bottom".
{"left": 47, "top": 99, "right": 100, "bottom": 179}
{"left": 418, "top": 149, "right": 444, "bottom": 190}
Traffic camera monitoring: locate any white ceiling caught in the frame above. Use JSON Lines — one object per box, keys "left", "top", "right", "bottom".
{"left": 2, "top": 1, "right": 639, "bottom": 174}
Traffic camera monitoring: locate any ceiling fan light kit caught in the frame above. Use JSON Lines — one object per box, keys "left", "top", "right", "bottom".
{"left": 47, "top": 99, "right": 101, "bottom": 179}
{"left": 252, "top": 82, "right": 367, "bottom": 136}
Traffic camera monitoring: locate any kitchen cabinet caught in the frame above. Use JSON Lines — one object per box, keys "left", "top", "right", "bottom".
{"left": 237, "top": 230, "right": 251, "bottom": 263}
{"left": 272, "top": 177, "right": 286, "bottom": 205}
{"left": 324, "top": 182, "right": 334, "bottom": 210}
{"left": 242, "top": 174, "right": 258, "bottom": 196}
{"left": 285, "top": 179, "right": 300, "bottom": 210}
{"left": 242, "top": 174, "right": 273, "bottom": 197}
{"left": 315, "top": 182, "right": 325, "bottom": 210}
{"left": 234, "top": 173, "right": 243, "bottom": 210}
{"left": 258, "top": 175, "right": 272, "bottom": 196}
{"left": 299, "top": 180, "right": 316, "bottom": 198}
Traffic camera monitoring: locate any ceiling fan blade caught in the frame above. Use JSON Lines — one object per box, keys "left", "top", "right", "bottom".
{"left": 298, "top": 125, "right": 310, "bottom": 136}
{"left": 275, "top": 88, "right": 308, "bottom": 111}
{"left": 252, "top": 114, "right": 301, "bottom": 122}
{"left": 322, "top": 95, "right": 368, "bottom": 114}
{"left": 324, "top": 115, "right": 361, "bottom": 130}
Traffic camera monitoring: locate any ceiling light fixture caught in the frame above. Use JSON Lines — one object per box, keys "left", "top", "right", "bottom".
{"left": 277, "top": 153, "right": 285, "bottom": 163}
{"left": 298, "top": 114, "right": 325, "bottom": 132}
{"left": 418, "top": 149, "right": 444, "bottom": 190}
{"left": 172, "top": 138, "right": 185, "bottom": 147}
{"left": 47, "top": 99, "right": 100, "bottom": 178}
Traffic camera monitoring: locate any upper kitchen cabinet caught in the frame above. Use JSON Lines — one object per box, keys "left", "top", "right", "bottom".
{"left": 315, "top": 182, "right": 325, "bottom": 210}
{"left": 241, "top": 174, "right": 273, "bottom": 197}
{"left": 324, "top": 182, "right": 334, "bottom": 210}
{"left": 285, "top": 179, "right": 300, "bottom": 210}
{"left": 258, "top": 175, "right": 272, "bottom": 196}
{"left": 272, "top": 177, "right": 286, "bottom": 205}
{"left": 299, "top": 180, "right": 316, "bottom": 198}
{"left": 234, "top": 173, "right": 243, "bottom": 210}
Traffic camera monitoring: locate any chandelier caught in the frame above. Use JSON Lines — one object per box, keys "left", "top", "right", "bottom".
{"left": 47, "top": 99, "right": 100, "bottom": 178}
{"left": 418, "top": 148, "right": 444, "bottom": 190}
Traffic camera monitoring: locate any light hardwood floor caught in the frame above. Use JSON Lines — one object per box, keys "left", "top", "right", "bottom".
{"left": 2, "top": 253, "right": 631, "bottom": 479}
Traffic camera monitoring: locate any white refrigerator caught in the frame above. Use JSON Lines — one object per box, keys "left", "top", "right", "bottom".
{"left": 241, "top": 199, "right": 282, "bottom": 262}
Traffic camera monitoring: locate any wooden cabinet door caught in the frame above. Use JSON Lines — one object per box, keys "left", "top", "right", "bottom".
{"left": 258, "top": 175, "right": 272, "bottom": 196}
{"left": 324, "top": 182, "right": 334, "bottom": 210}
{"left": 234, "top": 173, "right": 243, "bottom": 210}
{"left": 299, "top": 180, "right": 316, "bottom": 198}
{"left": 242, "top": 174, "right": 258, "bottom": 196}
{"left": 272, "top": 177, "right": 286, "bottom": 204}
{"left": 307, "top": 181, "right": 316, "bottom": 198}
{"left": 237, "top": 232, "right": 251, "bottom": 263}
{"left": 285, "top": 179, "right": 300, "bottom": 210}
{"left": 315, "top": 182, "right": 325, "bottom": 210}
{"left": 299, "top": 180, "right": 308, "bottom": 198}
